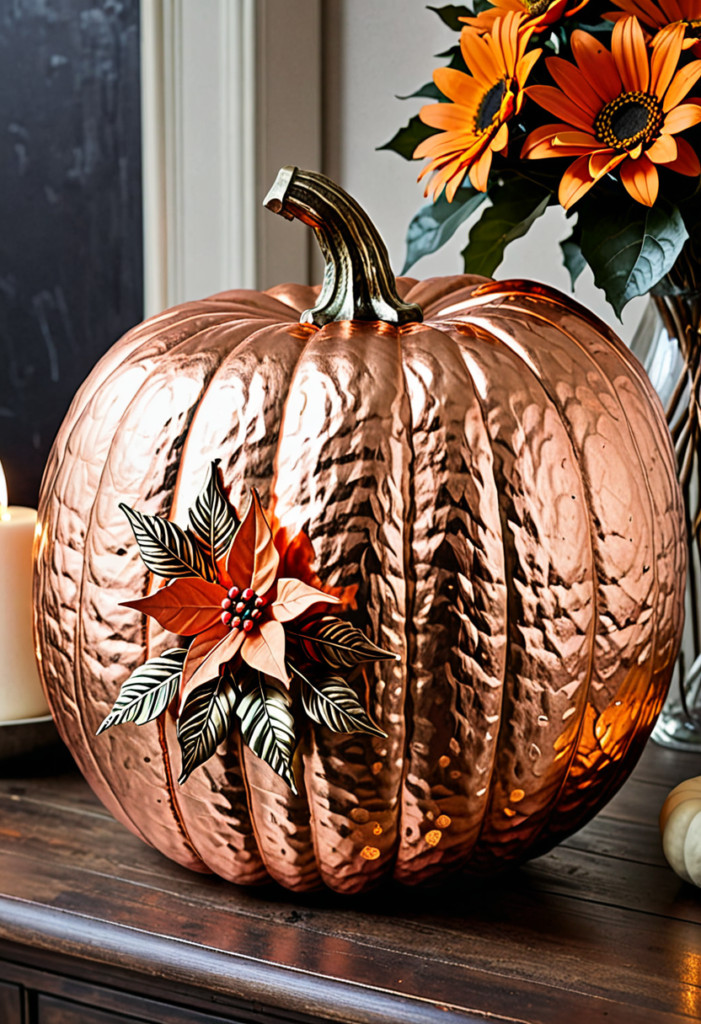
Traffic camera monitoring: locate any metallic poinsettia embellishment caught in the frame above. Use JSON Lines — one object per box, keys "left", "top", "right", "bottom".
{"left": 98, "top": 463, "right": 393, "bottom": 792}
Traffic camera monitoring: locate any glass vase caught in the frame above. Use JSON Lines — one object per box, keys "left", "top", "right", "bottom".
{"left": 630, "top": 253, "right": 701, "bottom": 751}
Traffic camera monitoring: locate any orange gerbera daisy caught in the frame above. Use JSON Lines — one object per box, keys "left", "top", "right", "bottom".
{"left": 415, "top": 12, "right": 541, "bottom": 199}
{"left": 461, "top": 0, "right": 589, "bottom": 35}
{"left": 522, "top": 17, "right": 701, "bottom": 207}
{"left": 605, "top": 0, "right": 701, "bottom": 56}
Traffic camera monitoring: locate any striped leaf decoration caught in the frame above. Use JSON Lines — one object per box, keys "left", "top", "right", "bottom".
{"left": 97, "top": 648, "right": 187, "bottom": 734}
{"left": 294, "top": 666, "right": 385, "bottom": 738}
{"left": 287, "top": 616, "right": 396, "bottom": 670}
{"left": 188, "top": 461, "right": 239, "bottom": 572}
{"left": 177, "top": 670, "right": 238, "bottom": 784}
{"left": 236, "top": 672, "right": 297, "bottom": 792}
{"left": 120, "top": 503, "right": 210, "bottom": 580}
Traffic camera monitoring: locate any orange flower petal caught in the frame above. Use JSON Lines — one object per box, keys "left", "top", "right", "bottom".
{"left": 179, "top": 626, "right": 242, "bottom": 710}
{"left": 468, "top": 145, "right": 493, "bottom": 191}
{"left": 516, "top": 47, "right": 543, "bottom": 85}
{"left": 527, "top": 85, "right": 595, "bottom": 132}
{"left": 558, "top": 154, "right": 598, "bottom": 209}
{"left": 227, "top": 489, "right": 279, "bottom": 595}
{"left": 645, "top": 132, "right": 678, "bottom": 163}
{"left": 664, "top": 135, "right": 701, "bottom": 175}
{"left": 588, "top": 149, "right": 625, "bottom": 177}
{"left": 122, "top": 577, "right": 226, "bottom": 636}
{"left": 461, "top": 25, "right": 503, "bottom": 87}
{"left": 662, "top": 102, "right": 701, "bottom": 134}
{"left": 613, "top": 16, "right": 650, "bottom": 93}
{"left": 620, "top": 153, "right": 659, "bottom": 205}
{"left": 420, "top": 104, "right": 473, "bottom": 132}
{"left": 570, "top": 30, "right": 622, "bottom": 103}
{"left": 663, "top": 59, "right": 701, "bottom": 112}
{"left": 555, "top": 130, "right": 601, "bottom": 148}
{"left": 521, "top": 122, "right": 572, "bottom": 158}
{"left": 271, "top": 578, "right": 339, "bottom": 623}
{"left": 545, "top": 56, "right": 602, "bottom": 117}
{"left": 492, "top": 122, "right": 510, "bottom": 153}
{"left": 650, "top": 22, "right": 685, "bottom": 98}
{"left": 433, "top": 67, "right": 483, "bottom": 108}
{"left": 242, "top": 619, "right": 288, "bottom": 685}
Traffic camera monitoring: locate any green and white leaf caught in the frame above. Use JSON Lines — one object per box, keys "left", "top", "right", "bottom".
{"left": 97, "top": 648, "right": 187, "bottom": 734}
{"left": 187, "top": 461, "right": 239, "bottom": 571}
{"left": 579, "top": 198, "right": 688, "bottom": 318}
{"left": 462, "top": 178, "right": 551, "bottom": 277}
{"left": 236, "top": 673, "right": 297, "bottom": 793}
{"left": 288, "top": 617, "right": 396, "bottom": 671}
{"left": 177, "top": 671, "right": 239, "bottom": 783}
{"left": 295, "top": 667, "right": 385, "bottom": 738}
{"left": 120, "top": 503, "right": 210, "bottom": 580}
{"left": 402, "top": 186, "right": 488, "bottom": 273}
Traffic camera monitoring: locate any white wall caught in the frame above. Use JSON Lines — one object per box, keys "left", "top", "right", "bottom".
{"left": 322, "top": 0, "right": 644, "bottom": 343}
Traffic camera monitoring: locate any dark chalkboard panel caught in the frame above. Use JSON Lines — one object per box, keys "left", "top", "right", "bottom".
{"left": 0, "top": 0, "right": 142, "bottom": 507}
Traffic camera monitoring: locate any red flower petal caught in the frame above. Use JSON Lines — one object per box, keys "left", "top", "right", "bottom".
{"left": 179, "top": 624, "right": 240, "bottom": 710}
{"left": 122, "top": 578, "right": 226, "bottom": 636}
{"left": 271, "top": 578, "right": 340, "bottom": 623}
{"left": 242, "top": 619, "right": 289, "bottom": 685}
{"left": 226, "top": 489, "right": 280, "bottom": 595}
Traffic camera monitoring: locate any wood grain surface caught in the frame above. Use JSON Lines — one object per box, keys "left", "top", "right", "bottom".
{"left": 0, "top": 739, "right": 698, "bottom": 1024}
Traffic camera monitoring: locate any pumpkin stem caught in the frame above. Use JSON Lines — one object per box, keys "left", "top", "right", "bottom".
{"left": 263, "top": 166, "right": 423, "bottom": 328}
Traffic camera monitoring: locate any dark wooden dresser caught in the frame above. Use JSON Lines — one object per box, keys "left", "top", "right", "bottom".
{"left": 0, "top": 740, "right": 698, "bottom": 1024}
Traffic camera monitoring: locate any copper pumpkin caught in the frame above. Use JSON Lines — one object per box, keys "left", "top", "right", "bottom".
{"left": 34, "top": 168, "right": 685, "bottom": 893}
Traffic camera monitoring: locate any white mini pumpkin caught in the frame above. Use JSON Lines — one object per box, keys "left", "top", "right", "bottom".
{"left": 660, "top": 776, "right": 701, "bottom": 886}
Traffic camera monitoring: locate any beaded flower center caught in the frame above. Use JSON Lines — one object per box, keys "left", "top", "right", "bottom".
{"left": 475, "top": 80, "right": 508, "bottom": 132}
{"left": 594, "top": 91, "right": 663, "bottom": 149}
{"left": 220, "top": 586, "right": 267, "bottom": 633}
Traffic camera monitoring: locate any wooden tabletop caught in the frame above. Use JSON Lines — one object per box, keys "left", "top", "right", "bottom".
{"left": 0, "top": 737, "right": 699, "bottom": 1024}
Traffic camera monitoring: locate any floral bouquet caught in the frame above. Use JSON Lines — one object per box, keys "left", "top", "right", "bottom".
{"left": 384, "top": 1, "right": 701, "bottom": 318}
{"left": 385, "top": 0, "right": 701, "bottom": 742}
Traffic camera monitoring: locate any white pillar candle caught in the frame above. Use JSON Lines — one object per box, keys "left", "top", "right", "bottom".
{"left": 0, "top": 463, "right": 49, "bottom": 721}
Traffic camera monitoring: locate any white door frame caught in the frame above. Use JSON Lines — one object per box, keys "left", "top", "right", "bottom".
{"left": 140, "top": 0, "right": 322, "bottom": 316}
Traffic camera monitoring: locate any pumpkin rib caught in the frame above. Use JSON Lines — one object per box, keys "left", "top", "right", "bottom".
{"left": 72, "top": 314, "right": 278, "bottom": 870}
{"left": 395, "top": 324, "right": 508, "bottom": 883}
{"left": 272, "top": 321, "right": 412, "bottom": 893}
{"left": 164, "top": 321, "right": 317, "bottom": 887}
{"left": 37, "top": 313, "right": 248, "bottom": 861}
{"left": 462, "top": 295, "right": 666, "bottom": 853}
{"left": 153, "top": 320, "right": 302, "bottom": 885}
{"left": 448, "top": 323, "right": 598, "bottom": 868}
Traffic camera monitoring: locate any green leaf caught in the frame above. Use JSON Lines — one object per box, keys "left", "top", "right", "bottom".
{"left": 120, "top": 504, "right": 210, "bottom": 581}
{"left": 579, "top": 197, "right": 688, "bottom": 318}
{"left": 403, "top": 186, "right": 488, "bottom": 273}
{"left": 187, "top": 461, "right": 239, "bottom": 573}
{"left": 294, "top": 667, "right": 385, "bottom": 738}
{"left": 177, "top": 671, "right": 238, "bottom": 783}
{"left": 287, "top": 616, "right": 396, "bottom": 671}
{"left": 427, "top": 5, "right": 471, "bottom": 30}
{"left": 397, "top": 81, "right": 444, "bottom": 102}
{"left": 236, "top": 673, "right": 297, "bottom": 793}
{"left": 379, "top": 115, "right": 435, "bottom": 161}
{"left": 462, "top": 178, "right": 551, "bottom": 277}
{"left": 97, "top": 648, "right": 187, "bottom": 734}
{"left": 561, "top": 230, "right": 586, "bottom": 289}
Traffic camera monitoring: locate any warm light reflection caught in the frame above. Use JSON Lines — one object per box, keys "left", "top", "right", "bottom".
{"left": 0, "top": 460, "right": 9, "bottom": 519}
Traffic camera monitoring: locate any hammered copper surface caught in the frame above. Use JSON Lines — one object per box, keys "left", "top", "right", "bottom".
{"left": 35, "top": 274, "right": 686, "bottom": 891}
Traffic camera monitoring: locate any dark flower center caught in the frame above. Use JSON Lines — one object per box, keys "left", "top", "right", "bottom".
{"left": 684, "top": 18, "right": 701, "bottom": 38}
{"left": 220, "top": 586, "right": 267, "bottom": 633}
{"left": 594, "top": 91, "right": 663, "bottom": 150}
{"left": 522, "top": 0, "right": 553, "bottom": 14}
{"left": 475, "top": 80, "right": 507, "bottom": 132}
